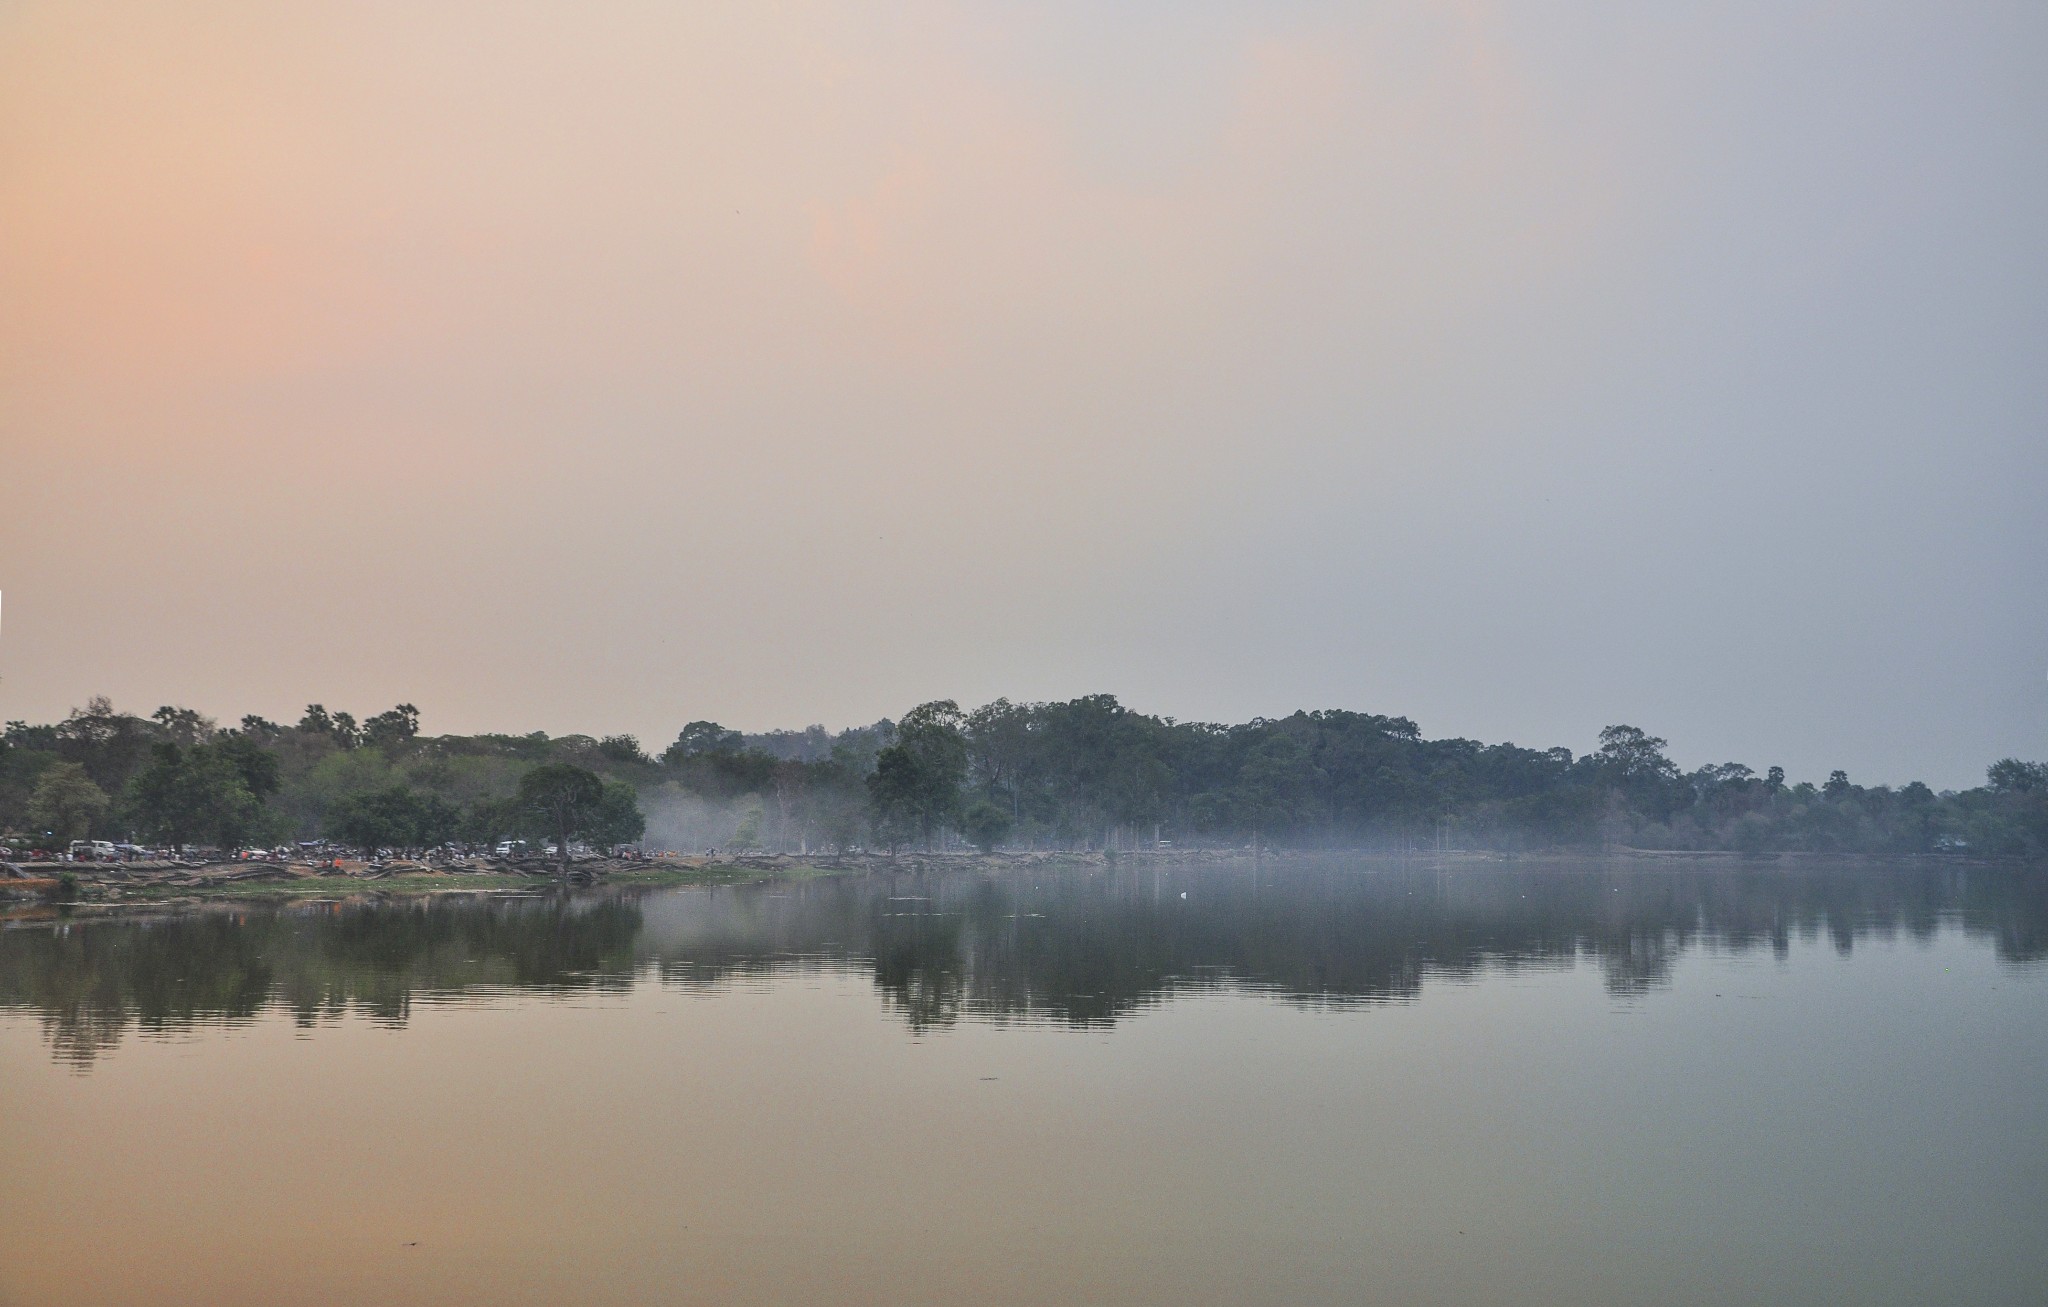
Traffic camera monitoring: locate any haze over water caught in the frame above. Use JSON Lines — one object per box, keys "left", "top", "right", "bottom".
{"left": 3, "top": 859, "right": 2044, "bottom": 1306}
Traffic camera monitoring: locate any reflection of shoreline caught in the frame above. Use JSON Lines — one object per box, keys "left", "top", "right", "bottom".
{"left": 3, "top": 860, "right": 2042, "bottom": 1068}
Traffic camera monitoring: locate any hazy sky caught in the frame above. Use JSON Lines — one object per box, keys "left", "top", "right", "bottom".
{"left": 2, "top": 1, "right": 2043, "bottom": 787}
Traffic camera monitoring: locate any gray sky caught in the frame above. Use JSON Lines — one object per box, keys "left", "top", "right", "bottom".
{"left": 1, "top": 1, "right": 2043, "bottom": 787}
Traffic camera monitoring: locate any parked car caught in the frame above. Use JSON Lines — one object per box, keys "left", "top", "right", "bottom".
{"left": 68, "top": 840, "right": 118, "bottom": 862}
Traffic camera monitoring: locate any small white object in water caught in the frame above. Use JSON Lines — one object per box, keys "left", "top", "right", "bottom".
{"left": 1179, "top": 891, "right": 1187, "bottom": 899}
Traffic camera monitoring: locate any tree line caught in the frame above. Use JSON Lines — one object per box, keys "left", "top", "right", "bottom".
{"left": 859, "top": 698, "right": 2047, "bottom": 859}
{"left": 0, "top": 698, "right": 643, "bottom": 861}
{"left": 2, "top": 694, "right": 2043, "bottom": 860}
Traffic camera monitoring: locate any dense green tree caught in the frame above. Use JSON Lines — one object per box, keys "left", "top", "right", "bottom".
{"left": 867, "top": 700, "right": 967, "bottom": 850}
{"left": 0, "top": 731, "right": 59, "bottom": 838}
{"left": 328, "top": 786, "right": 429, "bottom": 854}
{"left": 297, "top": 704, "right": 363, "bottom": 748}
{"left": 590, "top": 780, "right": 647, "bottom": 849}
{"left": 965, "top": 698, "right": 1032, "bottom": 819}
{"left": 151, "top": 705, "right": 217, "bottom": 747}
{"left": 212, "top": 733, "right": 282, "bottom": 803}
{"left": 4, "top": 720, "right": 61, "bottom": 751}
{"left": 25, "top": 763, "right": 111, "bottom": 845}
{"left": 1596, "top": 725, "right": 1678, "bottom": 781}
{"left": 1975, "top": 759, "right": 2048, "bottom": 858}
{"left": 125, "top": 744, "right": 261, "bottom": 851}
{"left": 663, "top": 721, "right": 744, "bottom": 762}
{"left": 516, "top": 763, "right": 607, "bottom": 873}
{"left": 597, "top": 734, "right": 648, "bottom": 765}
{"left": 458, "top": 795, "right": 521, "bottom": 847}
{"left": 730, "top": 796, "right": 765, "bottom": 849}
{"left": 811, "top": 766, "right": 873, "bottom": 855}
{"left": 866, "top": 747, "right": 924, "bottom": 854}
{"left": 361, "top": 704, "right": 421, "bottom": 751}
{"left": 1221, "top": 732, "right": 1326, "bottom": 840}
{"left": 961, "top": 800, "right": 1013, "bottom": 853}
{"left": 56, "top": 697, "right": 156, "bottom": 793}
{"left": 1988, "top": 759, "right": 2047, "bottom": 794}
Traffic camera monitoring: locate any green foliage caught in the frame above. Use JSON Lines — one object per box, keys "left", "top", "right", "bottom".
{"left": 297, "top": 704, "right": 360, "bottom": 748}
{"left": 591, "top": 780, "right": 647, "bottom": 847}
{"left": 598, "top": 734, "right": 648, "bottom": 764}
{"left": 730, "top": 796, "right": 765, "bottom": 850}
{"left": 962, "top": 800, "right": 1013, "bottom": 853}
{"left": 0, "top": 742, "right": 57, "bottom": 837}
{"left": 865, "top": 748, "right": 924, "bottom": 853}
{"left": 125, "top": 743, "right": 261, "bottom": 850}
{"left": 867, "top": 700, "right": 967, "bottom": 851}
{"left": 291, "top": 748, "right": 402, "bottom": 837}
{"left": 0, "top": 694, "right": 2037, "bottom": 861}
{"left": 663, "top": 721, "right": 743, "bottom": 763}
{"left": 659, "top": 732, "right": 778, "bottom": 800}
{"left": 5, "top": 720, "right": 61, "bottom": 751}
{"left": 150, "top": 705, "right": 217, "bottom": 746}
{"left": 1597, "top": 725, "right": 1677, "bottom": 779}
{"left": 1220, "top": 733, "right": 1325, "bottom": 835}
{"left": 1729, "top": 811, "right": 1775, "bottom": 855}
{"left": 814, "top": 779, "right": 871, "bottom": 854}
{"left": 211, "top": 733, "right": 282, "bottom": 801}
{"left": 1988, "top": 759, "right": 2047, "bottom": 794}
{"left": 26, "top": 763, "right": 111, "bottom": 844}
{"left": 361, "top": 704, "right": 421, "bottom": 751}
{"left": 328, "top": 785, "right": 459, "bottom": 853}
{"left": 515, "top": 763, "right": 640, "bottom": 865}
{"left": 56, "top": 696, "right": 156, "bottom": 793}
{"left": 326, "top": 786, "right": 413, "bottom": 853}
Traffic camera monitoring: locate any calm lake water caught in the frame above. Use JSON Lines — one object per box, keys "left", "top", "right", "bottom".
{"left": 2, "top": 859, "right": 2044, "bottom": 1306}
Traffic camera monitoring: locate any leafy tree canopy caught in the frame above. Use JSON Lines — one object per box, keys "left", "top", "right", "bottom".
{"left": 663, "top": 721, "right": 744, "bottom": 762}
{"left": 26, "top": 763, "right": 111, "bottom": 845}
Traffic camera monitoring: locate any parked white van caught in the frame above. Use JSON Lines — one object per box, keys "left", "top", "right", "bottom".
{"left": 68, "top": 840, "right": 118, "bottom": 861}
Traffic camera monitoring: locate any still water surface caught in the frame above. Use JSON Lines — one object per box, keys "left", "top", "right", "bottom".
{"left": 2, "top": 859, "right": 2044, "bottom": 1305}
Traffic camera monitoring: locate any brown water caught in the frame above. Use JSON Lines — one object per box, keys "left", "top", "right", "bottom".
{"left": 2, "top": 860, "right": 2044, "bottom": 1306}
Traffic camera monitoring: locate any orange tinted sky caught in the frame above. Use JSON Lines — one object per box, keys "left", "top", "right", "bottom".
{"left": 2, "top": 1, "right": 2043, "bottom": 785}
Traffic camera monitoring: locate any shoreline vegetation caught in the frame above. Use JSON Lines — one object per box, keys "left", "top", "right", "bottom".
{"left": 4, "top": 696, "right": 2045, "bottom": 887}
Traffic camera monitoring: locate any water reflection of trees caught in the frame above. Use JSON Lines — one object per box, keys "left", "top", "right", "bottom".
{"left": 2, "top": 862, "right": 2042, "bottom": 1064}
{"left": 0, "top": 896, "right": 644, "bottom": 1068}
{"left": 751, "top": 862, "right": 2045, "bottom": 1029}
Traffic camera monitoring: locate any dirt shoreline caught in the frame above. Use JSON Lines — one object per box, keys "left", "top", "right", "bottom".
{"left": 0, "top": 845, "right": 2013, "bottom": 916}
{"left": 0, "top": 849, "right": 1109, "bottom": 908}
